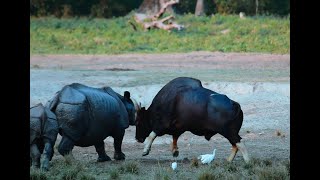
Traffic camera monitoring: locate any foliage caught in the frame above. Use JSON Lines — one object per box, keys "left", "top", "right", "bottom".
{"left": 30, "top": 14, "right": 290, "bottom": 54}
{"left": 174, "top": 0, "right": 216, "bottom": 15}
{"left": 214, "top": 0, "right": 290, "bottom": 16}
{"left": 30, "top": 0, "right": 289, "bottom": 17}
{"left": 30, "top": 0, "right": 143, "bottom": 18}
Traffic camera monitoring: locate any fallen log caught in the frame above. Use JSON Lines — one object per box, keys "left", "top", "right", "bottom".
{"left": 132, "top": 0, "right": 184, "bottom": 31}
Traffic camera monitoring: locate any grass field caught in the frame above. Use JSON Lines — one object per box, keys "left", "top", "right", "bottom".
{"left": 30, "top": 158, "right": 289, "bottom": 180}
{"left": 30, "top": 14, "right": 289, "bottom": 54}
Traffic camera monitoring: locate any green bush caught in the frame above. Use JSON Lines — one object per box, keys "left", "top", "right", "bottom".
{"left": 30, "top": 0, "right": 142, "bottom": 18}
{"left": 214, "top": 0, "right": 289, "bottom": 16}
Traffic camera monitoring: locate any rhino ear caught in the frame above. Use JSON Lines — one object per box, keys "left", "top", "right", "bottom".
{"left": 124, "top": 91, "right": 130, "bottom": 99}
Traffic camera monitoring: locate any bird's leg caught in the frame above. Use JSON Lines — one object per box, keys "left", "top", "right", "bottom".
{"left": 227, "top": 145, "right": 238, "bottom": 162}
{"left": 143, "top": 131, "right": 157, "bottom": 156}
{"left": 236, "top": 140, "right": 250, "bottom": 163}
{"left": 171, "top": 135, "right": 179, "bottom": 157}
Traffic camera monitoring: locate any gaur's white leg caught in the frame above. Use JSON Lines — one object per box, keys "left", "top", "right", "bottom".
{"left": 142, "top": 131, "right": 157, "bottom": 156}
{"left": 227, "top": 145, "right": 238, "bottom": 162}
{"left": 236, "top": 140, "right": 250, "bottom": 163}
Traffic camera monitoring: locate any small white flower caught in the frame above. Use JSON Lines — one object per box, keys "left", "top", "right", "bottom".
{"left": 171, "top": 162, "right": 177, "bottom": 170}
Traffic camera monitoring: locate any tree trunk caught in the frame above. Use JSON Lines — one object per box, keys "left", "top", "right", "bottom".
{"left": 138, "top": 0, "right": 175, "bottom": 15}
{"left": 195, "top": 0, "right": 205, "bottom": 16}
{"left": 256, "top": 0, "right": 259, "bottom": 15}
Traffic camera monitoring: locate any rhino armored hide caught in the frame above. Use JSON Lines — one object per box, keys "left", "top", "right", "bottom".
{"left": 49, "top": 83, "right": 130, "bottom": 145}
{"left": 30, "top": 103, "right": 58, "bottom": 170}
{"left": 30, "top": 103, "right": 58, "bottom": 148}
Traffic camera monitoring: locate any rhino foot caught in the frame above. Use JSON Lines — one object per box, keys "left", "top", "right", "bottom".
{"left": 32, "top": 164, "right": 40, "bottom": 169}
{"left": 97, "top": 155, "right": 111, "bottom": 162}
{"left": 114, "top": 152, "right": 125, "bottom": 160}
{"left": 40, "top": 158, "right": 49, "bottom": 171}
{"left": 41, "top": 166, "right": 49, "bottom": 171}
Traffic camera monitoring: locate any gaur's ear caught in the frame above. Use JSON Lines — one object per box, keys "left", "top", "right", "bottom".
{"left": 124, "top": 91, "right": 130, "bottom": 99}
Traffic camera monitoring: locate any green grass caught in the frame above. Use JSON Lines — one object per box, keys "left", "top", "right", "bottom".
{"left": 30, "top": 158, "right": 289, "bottom": 180}
{"left": 30, "top": 14, "right": 289, "bottom": 54}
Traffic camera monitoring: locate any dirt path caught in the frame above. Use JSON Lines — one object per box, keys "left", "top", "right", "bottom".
{"left": 30, "top": 52, "right": 290, "bottom": 162}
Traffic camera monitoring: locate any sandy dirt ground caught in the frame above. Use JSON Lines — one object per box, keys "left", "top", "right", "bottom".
{"left": 30, "top": 52, "right": 290, "bottom": 163}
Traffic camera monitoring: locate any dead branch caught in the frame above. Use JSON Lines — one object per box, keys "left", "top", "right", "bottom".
{"left": 160, "top": 15, "right": 174, "bottom": 23}
{"left": 153, "top": 0, "right": 179, "bottom": 20}
{"left": 132, "top": 0, "right": 184, "bottom": 32}
{"left": 142, "top": 15, "right": 184, "bottom": 31}
{"left": 128, "top": 21, "right": 137, "bottom": 31}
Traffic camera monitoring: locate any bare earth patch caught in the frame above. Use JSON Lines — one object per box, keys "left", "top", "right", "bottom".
{"left": 30, "top": 52, "right": 289, "bottom": 178}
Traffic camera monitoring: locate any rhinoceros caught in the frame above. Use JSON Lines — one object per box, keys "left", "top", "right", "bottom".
{"left": 30, "top": 103, "right": 58, "bottom": 171}
{"left": 46, "top": 83, "right": 136, "bottom": 162}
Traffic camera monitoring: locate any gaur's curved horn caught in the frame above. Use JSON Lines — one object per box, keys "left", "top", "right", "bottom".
{"left": 132, "top": 98, "right": 141, "bottom": 111}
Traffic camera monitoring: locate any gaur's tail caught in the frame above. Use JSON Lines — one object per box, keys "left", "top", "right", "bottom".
{"left": 232, "top": 101, "right": 243, "bottom": 128}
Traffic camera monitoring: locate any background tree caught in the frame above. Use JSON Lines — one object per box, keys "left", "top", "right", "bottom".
{"left": 195, "top": 0, "right": 205, "bottom": 16}
{"left": 30, "top": 0, "right": 143, "bottom": 18}
{"left": 30, "top": 0, "right": 290, "bottom": 17}
{"left": 138, "top": 0, "right": 175, "bottom": 15}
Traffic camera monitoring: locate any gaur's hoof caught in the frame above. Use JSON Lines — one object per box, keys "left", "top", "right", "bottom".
{"left": 173, "top": 150, "right": 179, "bottom": 157}
{"left": 114, "top": 152, "right": 126, "bottom": 160}
{"left": 142, "top": 151, "right": 149, "bottom": 156}
{"left": 97, "top": 155, "right": 111, "bottom": 162}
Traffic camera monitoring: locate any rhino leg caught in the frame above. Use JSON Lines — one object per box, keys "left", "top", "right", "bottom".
{"left": 58, "top": 136, "right": 74, "bottom": 157}
{"left": 95, "top": 141, "right": 111, "bottom": 162}
{"left": 30, "top": 144, "right": 41, "bottom": 169}
{"left": 41, "top": 141, "right": 54, "bottom": 171}
{"left": 113, "top": 129, "right": 125, "bottom": 160}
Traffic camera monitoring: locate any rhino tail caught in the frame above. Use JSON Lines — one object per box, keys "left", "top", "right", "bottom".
{"left": 45, "top": 91, "right": 60, "bottom": 112}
